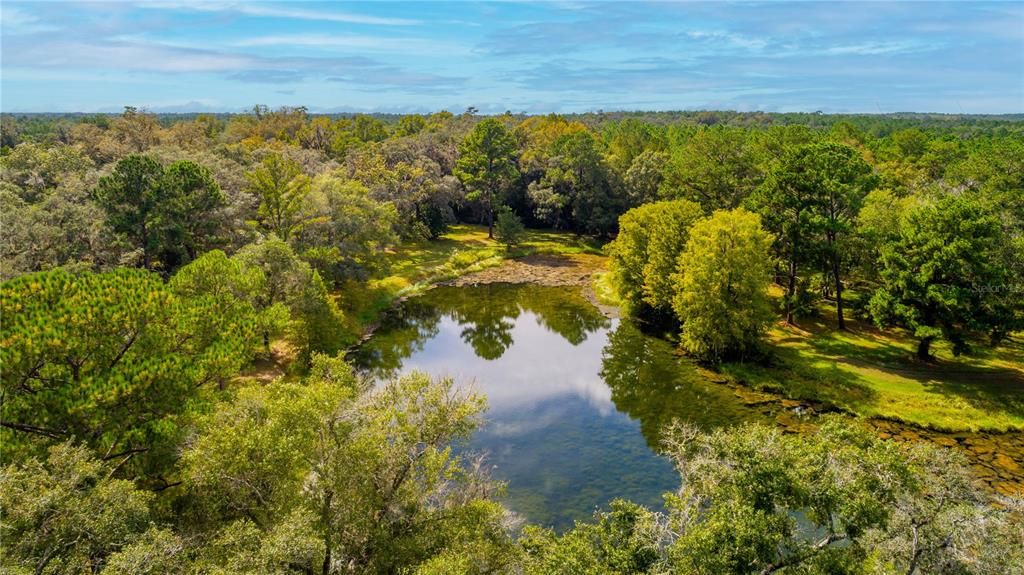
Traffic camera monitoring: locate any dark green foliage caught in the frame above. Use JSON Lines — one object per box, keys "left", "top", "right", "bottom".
{"left": 455, "top": 118, "right": 518, "bottom": 238}
{"left": 495, "top": 205, "right": 525, "bottom": 249}
{"left": 92, "top": 155, "right": 225, "bottom": 271}
{"left": 160, "top": 159, "right": 224, "bottom": 262}
{"left": 0, "top": 267, "right": 257, "bottom": 476}
{"left": 868, "top": 194, "right": 1018, "bottom": 359}
{"left": 527, "top": 130, "right": 623, "bottom": 235}
{"left": 92, "top": 155, "right": 164, "bottom": 268}
{"left": 661, "top": 126, "right": 760, "bottom": 212}
{"left": 748, "top": 142, "right": 874, "bottom": 325}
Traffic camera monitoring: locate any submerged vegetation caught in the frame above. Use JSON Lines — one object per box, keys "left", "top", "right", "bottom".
{"left": 2, "top": 107, "right": 1023, "bottom": 572}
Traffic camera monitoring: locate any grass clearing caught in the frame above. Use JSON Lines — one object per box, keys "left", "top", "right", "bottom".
{"left": 723, "top": 294, "right": 1024, "bottom": 432}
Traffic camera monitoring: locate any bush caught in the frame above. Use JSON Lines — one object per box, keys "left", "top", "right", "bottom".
{"left": 495, "top": 206, "right": 525, "bottom": 249}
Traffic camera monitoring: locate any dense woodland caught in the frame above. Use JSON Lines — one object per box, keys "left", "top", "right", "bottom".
{"left": 1, "top": 107, "right": 1023, "bottom": 574}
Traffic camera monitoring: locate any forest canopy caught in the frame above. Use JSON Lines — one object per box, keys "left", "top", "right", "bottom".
{"left": 1, "top": 107, "right": 1022, "bottom": 574}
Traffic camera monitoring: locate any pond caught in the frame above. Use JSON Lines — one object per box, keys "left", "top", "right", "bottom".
{"left": 350, "top": 283, "right": 774, "bottom": 528}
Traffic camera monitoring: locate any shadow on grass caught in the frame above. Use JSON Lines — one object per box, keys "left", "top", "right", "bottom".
{"left": 768, "top": 309, "right": 1024, "bottom": 427}
{"left": 724, "top": 340, "right": 880, "bottom": 412}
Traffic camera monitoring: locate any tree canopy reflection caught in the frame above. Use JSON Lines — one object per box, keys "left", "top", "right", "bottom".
{"left": 600, "top": 320, "right": 769, "bottom": 449}
{"left": 351, "top": 284, "right": 610, "bottom": 376}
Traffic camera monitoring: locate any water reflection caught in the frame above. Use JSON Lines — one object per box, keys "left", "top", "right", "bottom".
{"left": 350, "top": 284, "right": 762, "bottom": 528}
{"left": 601, "top": 321, "right": 770, "bottom": 448}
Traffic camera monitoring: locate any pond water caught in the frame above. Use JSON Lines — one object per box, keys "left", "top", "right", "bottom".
{"left": 350, "top": 284, "right": 773, "bottom": 528}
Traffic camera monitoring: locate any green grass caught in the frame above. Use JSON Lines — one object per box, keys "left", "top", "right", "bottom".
{"left": 382, "top": 224, "right": 602, "bottom": 287}
{"left": 335, "top": 224, "right": 603, "bottom": 338}
{"left": 591, "top": 270, "right": 623, "bottom": 308}
{"left": 722, "top": 295, "right": 1024, "bottom": 432}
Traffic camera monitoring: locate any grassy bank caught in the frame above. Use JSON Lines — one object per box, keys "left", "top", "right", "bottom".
{"left": 336, "top": 224, "right": 603, "bottom": 339}
{"left": 722, "top": 295, "right": 1024, "bottom": 432}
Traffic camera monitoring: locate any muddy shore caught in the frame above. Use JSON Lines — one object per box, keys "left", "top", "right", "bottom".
{"left": 442, "top": 253, "right": 619, "bottom": 318}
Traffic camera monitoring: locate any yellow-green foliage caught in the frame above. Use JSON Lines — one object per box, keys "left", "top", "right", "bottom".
{"left": 0, "top": 267, "right": 258, "bottom": 472}
{"left": 673, "top": 209, "right": 774, "bottom": 360}
{"left": 607, "top": 199, "right": 703, "bottom": 312}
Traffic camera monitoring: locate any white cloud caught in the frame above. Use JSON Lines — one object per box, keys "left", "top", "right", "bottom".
{"left": 230, "top": 33, "right": 468, "bottom": 55}
{"left": 0, "top": 4, "right": 61, "bottom": 34}
{"left": 825, "top": 40, "right": 933, "bottom": 56}
{"left": 5, "top": 40, "right": 255, "bottom": 72}
{"left": 137, "top": 1, "right": 419, "bottom": 26}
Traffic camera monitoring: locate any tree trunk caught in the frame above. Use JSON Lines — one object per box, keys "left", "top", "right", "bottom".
{"left": 140, "top": 224, "right": 151, "bottom": 270}
{"left": 487, "top": 191, "right": 495, "bottom": 239}
{"left": 786, "top": 256, "right": 798, "bottom": 325}
{"left": 831, "top": 237, "right": 845, "bottom": 330}
{"left": 321, "top": 490, "right": 333, "bottom": 575}
{"left": 785, "top": 222, "right": 800, "bottom": 325}
{"left": 917, "top": 336, "right": 935, "bottom": 361}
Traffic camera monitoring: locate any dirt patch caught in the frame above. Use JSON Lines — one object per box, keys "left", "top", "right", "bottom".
{"left": 236, "top": 340, "right": 296, "bottom": 384}
{"left": 443, "top": 253, "right": 618, "bottom": 317}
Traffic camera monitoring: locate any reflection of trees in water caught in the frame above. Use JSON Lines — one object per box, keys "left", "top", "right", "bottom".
{"left": 443, "top": 284, "right": 610, "bottom": 359}
{"left": 445, "top": 287, "right": 522, "bottom": 360}
{"left": 528, "top": 294, "right": 609, "bottom": 346}
{"left": 600, "top": 320, "right": 763, "bottom": 450}
{"left": 352, "top": 284, "right": 611, "bottom": 374}
{"left": 348, "top": 298, "right": 442, "bottom": 379}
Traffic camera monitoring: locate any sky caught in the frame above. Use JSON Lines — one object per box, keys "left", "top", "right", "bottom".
{"left": 1, "top": 1, "right": 1022, "bottom": 114}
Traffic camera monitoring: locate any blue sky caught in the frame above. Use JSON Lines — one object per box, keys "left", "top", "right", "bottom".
{"left": 2, "top": 1, "right": 1022, "bottom": 114}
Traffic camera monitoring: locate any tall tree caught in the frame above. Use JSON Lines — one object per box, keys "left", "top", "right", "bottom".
{"left": 247, "top": 153, "right": 312, "bottom": 241}
{"left": 868, "top": 194, "right": 1017, "bottom": 360}
{"left": 92, "top": 155, "right": 224, "bottom": 271}
{"left": 455, "top": 118, "right": 518, "bottom": 238}
{"left": 748, "top": 145, "right": 825, "bottom": 324}
{"left": 672, "top": 209, "right": 774, "bottom": 361}
{"left": 661, "top": 127, "right": 761, "bottom": 213}
{"left": 92, "top": 155, "right": 164, "bottom": 269}
{"left": 160, "top": 159, "right": 225, "bottom": 262}
{"left": 293, "top": 175, "right": 398, "bottom": 283}
{"left": 527, "top": 130, "right": 621, "bottom": 234}
{"left": 803, "top": 142, "right": 875, "bottom": 329}
{"left": 607, "top": 199, "right": 704, "bottom": 315}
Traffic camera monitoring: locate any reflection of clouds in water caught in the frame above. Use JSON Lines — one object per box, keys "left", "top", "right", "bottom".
{"left": 396, "top": 314, "right": 619, "bottom": 417}
{"left": 363, "top": 289, "right": 681, "bottom": 528}
{"left": 486, "top": 405, "right": 569, "bottom": 438}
